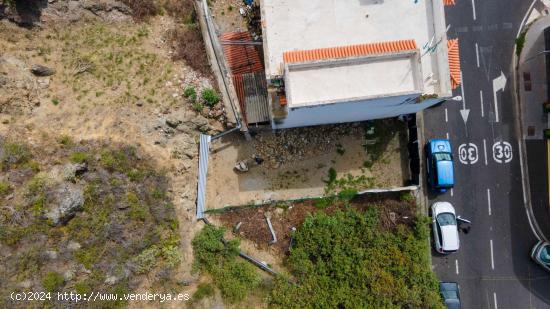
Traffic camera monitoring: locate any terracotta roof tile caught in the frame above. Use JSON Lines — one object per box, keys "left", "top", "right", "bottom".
{"left": 443, "top": 0, "right": 456, "bottom": 6}
{"left": 283, "top": 39, "right": 418, "bottom": 63}
{"left": 219, "top": 32, "right": 263, "bottom": 75}
{"left": 447, "top": 38, "right": 461, "bottom": 90}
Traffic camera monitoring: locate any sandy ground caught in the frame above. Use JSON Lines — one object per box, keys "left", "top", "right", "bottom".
{"left": 0, "top": 13, "right": 222, "bottom": 307}
{"left": 205, "top": 127, "right": 408, "bottom": 209}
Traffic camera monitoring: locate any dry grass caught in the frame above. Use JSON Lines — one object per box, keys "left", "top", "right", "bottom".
{"left": 169, "top": 24, "right": 211, "bottom": 76}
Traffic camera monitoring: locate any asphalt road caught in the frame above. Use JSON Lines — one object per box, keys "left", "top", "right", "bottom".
{"left": 423, "top": 0, "right": 550, "bottom": 308}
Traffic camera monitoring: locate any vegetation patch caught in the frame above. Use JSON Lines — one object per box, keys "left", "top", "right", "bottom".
{"left": 0, "top": 138, "right": 181, "bottom": 308}
{"left": 192, "top": 225, "right": 261, "bottom": 304}
{"left": 269, "top": 208, "right": 443, "bottom": 308}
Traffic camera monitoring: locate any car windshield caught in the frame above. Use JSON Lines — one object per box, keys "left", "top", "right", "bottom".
{"left": 434, "top": 153, "right": 452, "bottom": 161}
{"left": 442, "top": 290, "right": 458, "bottom": 300}
{"left": 540, "top": 245, "right": 550, "bottom": 264}
{"left": 437, "top": 213, "right": 456, "bottom": 226}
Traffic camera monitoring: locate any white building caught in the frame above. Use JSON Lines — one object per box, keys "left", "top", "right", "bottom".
{"left": 260, "top": 0, "right": 456, "bottom": 129}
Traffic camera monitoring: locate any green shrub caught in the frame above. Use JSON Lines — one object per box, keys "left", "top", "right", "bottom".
{"left": 324, "top": 167, "right": 337, "bottom": 185}
{"left": 0, "top": 181, "right": 11, "bottom": 197}
{"left": 270, "top": 208, "right": 443, "bottom": 308}
{"left": 193, "top": 102, "right": 204, "bottom": 112}
{"left": 58, "top": 135, "right": 73, "bottom": 146}
{"left": 201, "top": 88, "right": 220, "bottom": 107}
{"left": 52, "top": 98, "right": 60, "bottom": 106}
{"left": 132, "top": 246, "right": 161, "bottom": 274}
{"left": 193, "top": 283, "right": 215, "bottom": 302}
{"left": 42, "top": 272, "right": 65, "bottom": 292}
{"left": 127, "top": 191, "right": 148, "bottom": 221}
{"left": 70, "top": 152, "right": 89, "bottom": 164}
{"left": 192, "top": 225, "right": 260, "bottom": 303}
{"left": 400, "top": 191, "right": 415, "bottom": 203}
{"left": 183, "top": 86, "right": 197, "bottom": 102}
{"left": 74, "top": 281, "right": 92, "bottom": 295}
{"left": 1, "top": 142, "right": 31, "bottom": 170}
{"left": 100, "top": 148, "right": 135, "bottom": 172}
{"left": 516, "top": 31, "right": 526, "bottom": 57}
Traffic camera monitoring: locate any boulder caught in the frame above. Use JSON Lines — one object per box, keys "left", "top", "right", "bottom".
{"left": 62, "top": 162, "right": 88, "bottom": 180}
{"left": 44, "top": 183, "right": 84, "bottom": 226}
{"left": 66, "top": 240, "right": 81, "bottom": 252}
{"left": 30, "top": 64, "right": 55, "bottom": 77}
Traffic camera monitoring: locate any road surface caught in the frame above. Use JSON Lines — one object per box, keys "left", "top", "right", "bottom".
{"left": 423, "top": 0, "right": 550, "bottom": 308}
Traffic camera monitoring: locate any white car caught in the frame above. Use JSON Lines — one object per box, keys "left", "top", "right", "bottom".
{"left": 431, "top": 202, "right": 460, "bottom": 254}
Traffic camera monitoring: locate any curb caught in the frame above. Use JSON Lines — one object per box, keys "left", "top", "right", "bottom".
{"left": 511, "top": 0, "right": 549, "bottom": 242}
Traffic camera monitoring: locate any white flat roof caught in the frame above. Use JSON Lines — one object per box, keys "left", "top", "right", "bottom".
{"left": 261, "top": 0, "right": 452, "bottom": 103}
{"left": 285, "top": 53, "right": 421, "bottom": 107}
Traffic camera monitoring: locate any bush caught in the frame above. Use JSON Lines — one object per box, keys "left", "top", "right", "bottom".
{"left": 269, "top": 209, "right": 443, "bottom": 308}
{"left": 120, "top": 0, "right": 159, "bottom": 21}
{"left": 516, "top": 31, "right": 526, "bottom": 57}
{"left": 132, "top": 246, "right": 161, "bottom": 274}
{"left": 192, "top": 225, "right": 260, "bottom": 303}
{"left": 1, "top": 142, "right": 31, "bottom": 170}
{"left": 183, "top": 86, "right": 197, "bottom": 102}
{"left": 170, "top": 25, "right": 211, "bottom": 75}
{"left": 70, "top": 152, "right": 89, "bottom": 164}
{"left": 42, "top": 272, "right": 65, "bottom": 292}
{"left": 0, "top": 181, "right": 11, "bottom": 197}
{"left": 201, "top": 88, "right": 220, "bottom": 107}
{"left": 193, "top": 283, "right": 215, "bottom": 302}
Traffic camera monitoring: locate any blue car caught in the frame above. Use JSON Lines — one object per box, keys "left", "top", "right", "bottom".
{"left": 426, "top": 139, "right": 454, "bottom": 192}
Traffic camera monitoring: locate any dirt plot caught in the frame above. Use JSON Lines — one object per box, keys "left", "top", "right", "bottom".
{"left": 210, "top": 192, "right": 417, "bottom": 255}
{"left": 206, "top": 120, "right": 410, "bottom": 209}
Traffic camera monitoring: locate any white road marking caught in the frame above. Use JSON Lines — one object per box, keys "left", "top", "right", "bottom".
{"left": 490, "top": 239, "right": 495, "bottom": 270}
{"left": 494, "top": 292, "right": 498, "bottom": 309}
{"left": 492, "top": 72, "right": 507, "bottom": 123}
{"left": 480, "top": 90, "right": 484, "bottom": 117}
{"left": 446, "top": 132, "right": 450, "bottom": 140}
{"left": 475, "top": 43, "right": 480, "bottom": 67}
{"left": 451, "top": 188, "right": 454, "bottom": 196}
{"left": 455, "top": 259, "right": 459, "bottom": 274}
{"left": 445, "top": 108, "right": 448, "bottom": 122}
{"left": 483, "top": 139, "right": 488, "bottom": 165}
{"left": 518, "top": 139, "right": 528, "bottom": 205}
{"left": 471, "top": 0, "right": 477, "bottom": 20}
{"left": 487, "top": 188, "right": 492, "bottom": 215}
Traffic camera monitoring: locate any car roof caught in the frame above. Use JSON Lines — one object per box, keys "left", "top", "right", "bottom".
{"left": 436, "top": 160, "right": 454, "bottom": 186}
{"left": 441, "top": 225, "right": 459, "bottom": 251}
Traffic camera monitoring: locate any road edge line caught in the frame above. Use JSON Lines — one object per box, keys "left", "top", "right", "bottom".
{"left": 511, "top": 0, "right": 548, "bottom": 242}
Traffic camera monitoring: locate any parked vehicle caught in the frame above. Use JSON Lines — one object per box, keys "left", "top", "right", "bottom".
{"left": 431, "top": 202, "right": 459, "bottom": 254}
{"left": 531, "top": 241, "right": 550, "bottom": 272}
{"left": 426, "top": 139, "right": 454, "bottom": 192}
{"left": 440, "top": 282, "right": 461, "bottom": 309}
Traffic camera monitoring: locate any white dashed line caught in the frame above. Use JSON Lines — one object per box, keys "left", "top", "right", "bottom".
{"left": 445, "top": 108, "right": 448, "bottom": 122}
{"left": 490, "top": 239, "right": 495, "bottom": 270}
{"left": 494, "top": 292, "right": 498, "bottom": 309}
{"left": 471, "top": 0, "right": 477, "bottom": 20}
{"left": 475, "top": 43, "right": 480, "bottom": 67}
{"left": 455, "top": 259, "right": 459, "bottom": 274}
{"left": 446, "top": 132, "right": 450, "bottom": 140}
{"left": 480, "top": 90, "right": 484, "bottom": 117}
{"left": 450, "top": 188, "right": 454, "bottom": 196}
{"left": 487, "top": 188, "right": 492, "bottom": 216}
{"left": 483, "top": 139, "right": 488, "bottom": 165}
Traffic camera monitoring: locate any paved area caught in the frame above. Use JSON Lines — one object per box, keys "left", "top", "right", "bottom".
{"left": 526, "top": 140, "right": 550, "bottom": 238}
{"left": 424, "top": 0, "right": 550, "bottom": 308}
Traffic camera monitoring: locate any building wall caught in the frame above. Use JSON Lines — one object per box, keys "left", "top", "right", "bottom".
{"left": 271, "top": 94, "right": 444, "bottom": 129}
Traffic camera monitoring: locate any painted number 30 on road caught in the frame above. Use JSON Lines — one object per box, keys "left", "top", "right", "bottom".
{"left": 458, "top": 143, "right": 478, "bottom": 165}
{"left": 493, "top": 141, "right": 513, "bottom": 163}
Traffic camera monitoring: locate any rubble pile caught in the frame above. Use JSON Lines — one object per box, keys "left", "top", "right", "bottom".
{"left": 253, "top": 123, "right": 363, "bottom": 168}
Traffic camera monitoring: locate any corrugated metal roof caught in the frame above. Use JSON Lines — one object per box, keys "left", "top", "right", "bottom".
{"left": 443, "top": 0, "right": 456, "bottom": 6}
{"left": 232, "top": 75, "right": 247, "bottom": 123}
{"left": 243, "top": 72, "right": 270, "bottom": 124}
{"left": 283, "top": 39, "right": 418, "bottom": 63}
{"left": 196, "top": 134, "right": 211, "bottom": 219}
{"left": 219, "top": 32, "right": 264, "bottom": 75}
{"left": 447, "top": 39, "right": 461, "bottom": 90}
